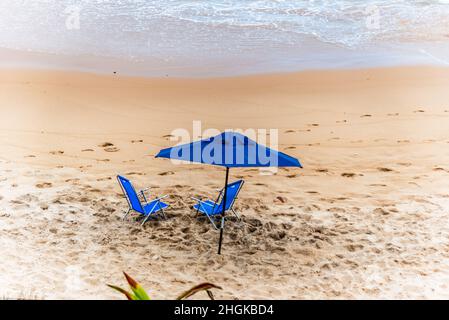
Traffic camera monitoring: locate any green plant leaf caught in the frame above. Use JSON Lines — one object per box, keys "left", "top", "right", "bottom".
{"left": 108, "top": 273, "right": 220, "bottom": 301}
{"left": 206, "top": 290, "right": 215, "bottom": 300}
{"left": 176, "top": 283, "right": 222, "bottom": 300}
{"left": 107, "top": 284, "right": 136, "bottom": 300}
{"left": 123, "top": 272, "right": 150, "bottom": 300}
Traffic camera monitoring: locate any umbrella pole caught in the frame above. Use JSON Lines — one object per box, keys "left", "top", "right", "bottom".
{"left": 218, "top": 167, "right": 229, "bottom": 255}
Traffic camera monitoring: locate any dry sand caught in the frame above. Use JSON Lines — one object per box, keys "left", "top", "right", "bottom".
{"left": 1, "top": 66, "right": 449, "bottom": 299}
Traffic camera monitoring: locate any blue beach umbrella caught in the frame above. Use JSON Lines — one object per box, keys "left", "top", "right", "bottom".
{"left": 156, "top": 131, "right": 302, "bottom": 254}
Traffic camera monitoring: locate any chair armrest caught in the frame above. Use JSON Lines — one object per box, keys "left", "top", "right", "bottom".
{"left": 191, "top": 196, "right": 203, "bottom": 203}
{"left": 191, "top": 197, "right": 213, "bottom": 205}
{"left": 139, "top": 187, "right": 156, "bottom": 202}
{"left": 138, "top": 187, "right": 151, "bottom": 196}
{"left": 153, "top": 195, "right": 169, "bottom": 202}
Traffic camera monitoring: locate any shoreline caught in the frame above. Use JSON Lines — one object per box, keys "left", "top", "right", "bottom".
{"left": 1, "top": 43, "right": 449, "bottom": 78}
{"left": 2, "top": 63, "right": 449, "bottom": 82}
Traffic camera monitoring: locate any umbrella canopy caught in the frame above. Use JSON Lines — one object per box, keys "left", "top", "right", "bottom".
{"left": 155, "top": 131, "right": 302, "bottom": 254}
{"left": 156, "top": 131, "right": 302, "bottom": 168}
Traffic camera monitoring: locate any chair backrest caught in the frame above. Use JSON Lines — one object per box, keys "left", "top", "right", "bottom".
{"left": 214, "top": 180, "right": 244, "bottom": 214}
{"left": 117, "top": 175, "right": 144, "bottom": 213}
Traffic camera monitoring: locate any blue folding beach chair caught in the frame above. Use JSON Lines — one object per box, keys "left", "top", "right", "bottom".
{"left": 117, "top": 175, "right": 169, "bottom": 226}
{"left": 192, "top": 180, "right": 244, "bottom": 230}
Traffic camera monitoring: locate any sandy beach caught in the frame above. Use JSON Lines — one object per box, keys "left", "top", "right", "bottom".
{"left": 0, "top": 66, "right": 449, "bottom": 299}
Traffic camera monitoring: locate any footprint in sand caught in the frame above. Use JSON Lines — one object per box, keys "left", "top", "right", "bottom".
{"left": 284, "top": 130, "right": 296, "bottom": 133}
{"left": 360, "top": 114, "right": 372, "bottom": 118}
{"left": 96, "top": 177, "right": 112, "bottom": 181}
{"left": 373, "top": 208, "right": 390, "bottom": 216}
{"left": 104, "top": 146, "right": 120, "bottom": 152}
{"left": 307, "top": 124, "right": 320, "bottom": 127}
{"left": 99, "top": 142, "right": 114, "bottom": 148}
{"left": 162, "top": 134, "right": 175, "bottom": 139}
{"left": 36, "top": 182, "right": 52, "bottom": 189}
{"left": 345, "top": 244, "right": 364, "bottom": 252}
{"left": 341, "top": 173, "right": 357, "bottom": 178}
{"left": 275, "top": 196, "right": 288, "bottom": 203}
{"left": 284, "top": 146, "right": 296, "bottom": 150}
{"left": 315, "top": 169, "right": 329, "bottom": 173}
{"left": 81, "top": 149, "right": 94, "bottom": 152}
{"left": 336, "top": 120, "right": 347, "bottom": 123}
{"left": 126, "top": 172, "right": 145, "bottom": 176}
{"left": 306, "top": 191, "right": 319, "bottom": 194}
{"left": 98, "top": 159, "right": 110, "bottom": 162}
{"left": 328, "top": 207, "right": 346, "bottom": 213}
{"left": 414, "top": 109, "right": 425, "bottom": 113}
{"left": 377, "top": 167, "right": 393, "bottom": 172}
{"left": 181, "top": 227, "right": 190, "bottom": 234}
{"left": 10, "top": 199, "right": 29, "bottom": 209}
{"left": 369, "top": 184, "right": 387, "bottom": 187}
{"left": 131, "top": 139, "right": 144, "bottom": 143}
{"left": 49, "top": 150, "right": 64, "bottom": 155}
{"left": 158, "top": 171, "right": 174, "bottom": 176}
{"left": 387, "top": 113, "right": 399, "bottom": 116}
{"left": 286, "top": 174, "right": 297, "bottom": 178}
{"left": 397, "top": 140, "right": 410, "bottom": 143}
{"left": 24, "top": 155, "right": 36, "bottom": 158}
{"left": 397, "top": 162, "right": 412, "bottom": 167}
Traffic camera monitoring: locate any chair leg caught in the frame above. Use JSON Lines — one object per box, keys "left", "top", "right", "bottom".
{"left": 141, "top": 213, "right": 152, "bottom": 226}
{"left": 156, "top": 202, "right": 166, "bottom": 220}
{"left": 193, "top": 203, "right": 201, "bottom": 218}
{"left": 231, "top": 208, "right": 241, "bottom": 220}
{"left": 160, "top": 208, "right": 167, "bottom": 220}
{"left": 123, "top": 209, "right": 131, "bottom": 220}
{"left": 205, "top": 214, "right": 219, "bottom": 230}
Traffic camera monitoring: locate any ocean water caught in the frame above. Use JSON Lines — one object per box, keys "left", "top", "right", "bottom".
{"left": 1, "top": 0, "right": 449, "bottom": 76}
